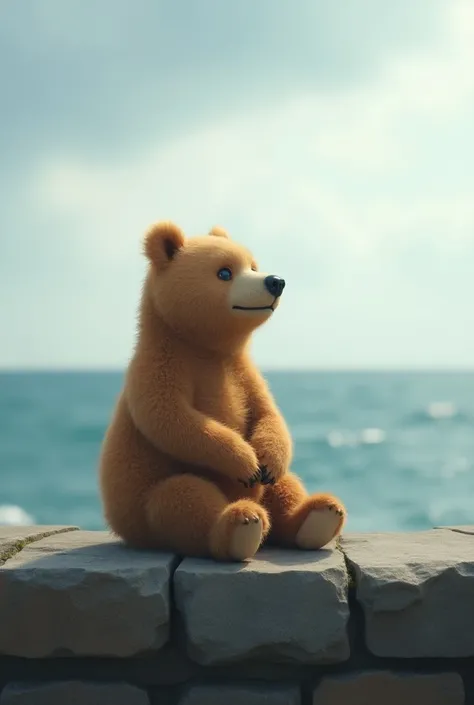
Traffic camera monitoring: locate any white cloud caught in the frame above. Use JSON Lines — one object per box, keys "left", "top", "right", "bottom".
{"left": 36, "top": 0, "right": 474, "bottom": 261}
{"left": 4, "top": 0, "right": 473, "bottom": 368}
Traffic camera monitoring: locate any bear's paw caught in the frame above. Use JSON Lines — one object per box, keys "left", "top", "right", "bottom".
{"left": 211, "top": 500, "right": 270, "bottom": 561}
{"left": 295, "top": 498, "right": 345, "bottom": 550}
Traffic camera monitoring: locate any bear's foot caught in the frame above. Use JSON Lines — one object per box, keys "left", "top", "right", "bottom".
{"left": 295, "top": 494, "right": 346, "bottom": 550}
{"left": 210, "top": 500, "right": 270, "bottom": 562}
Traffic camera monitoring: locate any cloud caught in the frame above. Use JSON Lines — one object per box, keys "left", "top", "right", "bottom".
{"left": 0, "top": 0, "right": 445, "bottom": 165}
{"left": 35, "top": 0, "right": 474, "bottom": 259}
{"left": 1, "top": 0, "right": 473, "bottom": 368}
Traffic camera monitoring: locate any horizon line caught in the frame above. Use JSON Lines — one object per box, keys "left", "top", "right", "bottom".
{"left": 1, "top": 366, "right": 473, "bottom": 374}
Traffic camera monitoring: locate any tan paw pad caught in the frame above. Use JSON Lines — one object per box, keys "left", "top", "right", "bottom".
{"left": 228, "top": 515, "right": 263, "bottom": 561}
{"left": 295, "top": 506, "right": 343, "bottom": 550}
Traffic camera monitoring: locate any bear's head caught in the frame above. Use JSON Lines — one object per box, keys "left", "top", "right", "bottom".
{"left": 142, "top": 221, "right": 285, "bottom": 353}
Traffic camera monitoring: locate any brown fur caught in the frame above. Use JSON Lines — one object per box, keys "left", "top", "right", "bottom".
{"left": 99, "top": 221, "right": 346, "bottom": 561}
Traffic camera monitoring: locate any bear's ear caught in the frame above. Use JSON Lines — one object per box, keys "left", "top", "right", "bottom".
{"left": 144, "top": 221, "right": 185, "bottom": 268}
{"left": 209, "top": 225, "right": 229, "bottom": 239}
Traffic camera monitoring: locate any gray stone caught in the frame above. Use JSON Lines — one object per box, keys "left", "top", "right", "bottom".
{"left": 180, "top": 684, "right": 300, "bottom": 705}
{"left": 0, "top": 682, "right": 150, "bottom": 705}
{"left": 174, "top": 547, "right": 349, "bottom": 665}
{"left": 0, "top": 525, "right": 78, "bottom": 564}
{"left": 342, "top": 530, "right": 474, "bottom": 657}
{"left": 313, "top": 671, "right": 465, "bottom": 705}
{"left": 0, "top": 530, "right": 177, "bottom": 657}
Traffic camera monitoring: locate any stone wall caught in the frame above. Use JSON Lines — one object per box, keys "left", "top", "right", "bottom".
{"left": 0, "top": 525, "right": 473, "bottom": 704}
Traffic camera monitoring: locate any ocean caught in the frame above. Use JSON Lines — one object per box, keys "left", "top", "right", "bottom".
{"left": 1, "top": 371, "right": 473, "bottom": 532}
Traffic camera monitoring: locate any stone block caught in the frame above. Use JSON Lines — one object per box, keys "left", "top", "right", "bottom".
{"left": 174, "top": 547, "right": 349, "bottom": 665}
{"left": 0, "top": 531, "right": 176, "bottom": 657}
{"left": 180, "top": 684, "right": 300, "bottom": 705}
{"left": 0, "top": 526, "right": 78, "bottom": 564}
{"left": 342, "top": 530, "right": 474, "bottom": 657}
{"left": 312, "top": 671, "right": 464, "bottom": 705}
{"left": 0, "top": 682, "right": 150, "bottom": 705}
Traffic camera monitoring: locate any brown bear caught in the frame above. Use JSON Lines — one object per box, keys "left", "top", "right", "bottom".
{"left": 99, "top": 221, "right": 346, "bottom": 561}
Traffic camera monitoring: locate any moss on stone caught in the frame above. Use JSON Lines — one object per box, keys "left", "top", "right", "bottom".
{"left": 0, "top": 527, "right": 78, "bottom": 565}
{"left": 335, "top": 540, "right": 356, "bottom": 590}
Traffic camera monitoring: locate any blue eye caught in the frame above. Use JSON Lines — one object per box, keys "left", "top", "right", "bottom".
{"left": 217, "top": 267, "right": 233, "bottom": 281}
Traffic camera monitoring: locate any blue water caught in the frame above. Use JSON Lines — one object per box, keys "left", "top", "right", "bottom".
{"left": 1, "top": 371, "right": 473, "bottom": 532}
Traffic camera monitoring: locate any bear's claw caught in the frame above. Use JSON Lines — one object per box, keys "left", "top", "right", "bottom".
{"left": 242, "top": 514, "right": 259, "bottom": 523}
{"left": 258, "top": 464, "right": 275, "bottom": 485}
{"left": 328, "top": 502, "right": 344, "bottom": 516}
{"left": 238, "top": 465, "right": 275, "bottom": 488}
{"left": 238, "top": 470, "right": 262, "bottom": 489}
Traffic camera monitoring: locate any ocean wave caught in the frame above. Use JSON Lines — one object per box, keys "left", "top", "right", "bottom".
{"left": 326, "top": 427, "right": 386, "bottom": 448}
{"left": 406, "top": 401, "right": 469, "bottom": 425}
{"left": 0, "top": 505, "right": 35, "bottom": 526}
{"left": 427, "top": 401, "right": 458, "bottom": 419}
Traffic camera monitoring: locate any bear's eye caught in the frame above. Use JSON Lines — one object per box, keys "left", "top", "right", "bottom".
{"left": 217, "top": 267, "right": 233, "bottom": 281}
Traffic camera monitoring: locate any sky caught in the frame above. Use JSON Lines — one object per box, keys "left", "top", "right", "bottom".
{"left": 1, "top": 0, "right": 473, "bottom": 370}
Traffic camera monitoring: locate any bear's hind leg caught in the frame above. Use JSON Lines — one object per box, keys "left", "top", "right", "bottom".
{"left": 263, "top": 473, "right": 346, "bottom": 550}
{"left": 146, "top": 474, "right": 269, "bottom": 561}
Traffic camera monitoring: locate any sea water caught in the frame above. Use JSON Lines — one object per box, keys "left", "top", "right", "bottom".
{"left": 1, "top": 371, "right": 473, "bottom": 531}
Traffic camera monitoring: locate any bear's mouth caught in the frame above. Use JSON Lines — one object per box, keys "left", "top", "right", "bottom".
{"left": 232, "top": 303, "right": 275, "bottom": 312}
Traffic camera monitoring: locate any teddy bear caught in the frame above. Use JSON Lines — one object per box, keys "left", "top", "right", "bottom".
{"left": 99, "top": 221, "right": 346, "bottom": 561}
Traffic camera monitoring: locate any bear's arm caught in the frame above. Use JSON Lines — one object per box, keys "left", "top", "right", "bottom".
{"left": 125, "top": 358, "right": 260, "bottom": 485}
{"left": 240, "top": 359, "right": 293, "bottom": 482}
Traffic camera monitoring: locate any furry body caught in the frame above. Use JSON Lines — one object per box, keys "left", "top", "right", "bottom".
{"left": 99, "top": 222, "right": 345, "bottom": 560}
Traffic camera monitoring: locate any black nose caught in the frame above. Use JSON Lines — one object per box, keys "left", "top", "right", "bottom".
{"left": 264, "top": 275, "right": 286, "bottom": 298}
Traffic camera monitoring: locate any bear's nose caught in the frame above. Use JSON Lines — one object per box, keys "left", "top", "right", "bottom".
{"left": 264, "top": 275, "right": 286, "bottom": 298}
